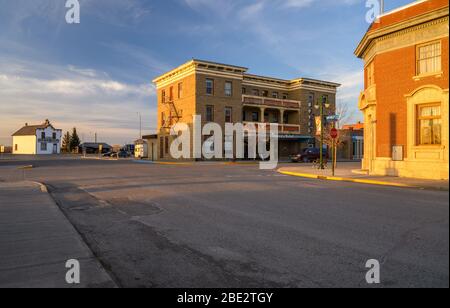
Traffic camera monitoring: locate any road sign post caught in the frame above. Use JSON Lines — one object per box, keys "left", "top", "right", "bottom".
{"left": 330, "top": 127, "right": 338, "bottom": 176}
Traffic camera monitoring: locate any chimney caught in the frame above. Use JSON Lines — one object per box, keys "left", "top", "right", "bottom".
{"left": 380, "top": 0, "right": 384, "bottom": 14}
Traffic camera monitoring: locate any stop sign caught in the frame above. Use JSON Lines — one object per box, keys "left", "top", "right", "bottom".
{"left": 330, "top": 128, "right": 338, "bottom": 139}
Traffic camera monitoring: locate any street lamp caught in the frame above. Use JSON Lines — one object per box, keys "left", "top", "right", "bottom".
{"left": 314, "top": 95, "right": 330, "bottom": 169}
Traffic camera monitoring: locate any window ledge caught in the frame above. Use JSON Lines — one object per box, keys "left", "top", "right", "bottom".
{"left": 413, "top": 72, "right": 443, "bottom": 81}
{"left": 412, "top": 145, "right": 444, "bottom": 150}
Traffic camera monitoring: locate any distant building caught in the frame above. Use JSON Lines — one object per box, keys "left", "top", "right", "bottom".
{"left": 338, "top": 122, "right": 364, "bottom": 161}
{"left": 134, "top": 139, "right": 148, "bottom": 159}
{"left": 12, "top": 120, "right": 62, "bottom": 155}
{"left": 355, "top": 0, "right": 449, "bottom": 179}
{"left": 80, "top": 143, "right": 112, "bottom": 154}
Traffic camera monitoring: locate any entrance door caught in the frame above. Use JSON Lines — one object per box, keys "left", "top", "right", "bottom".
{"left": 53, "top": 144, "right": 58, "bottom": 154}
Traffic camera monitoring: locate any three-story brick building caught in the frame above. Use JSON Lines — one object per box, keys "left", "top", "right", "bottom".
{"left": 152, "top": 59, "right": 340, "bottom": 160}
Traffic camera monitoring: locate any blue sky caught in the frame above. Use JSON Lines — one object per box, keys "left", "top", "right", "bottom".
{"left": 0, "top": 0, "right": 414, "bottom": 145}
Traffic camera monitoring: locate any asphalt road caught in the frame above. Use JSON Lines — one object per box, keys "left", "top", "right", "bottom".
{"left": 1, "top": 158, "right": 448, "bottom": 288}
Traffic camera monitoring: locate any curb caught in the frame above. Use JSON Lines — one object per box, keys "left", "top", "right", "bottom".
{"left": 278, "top": 170, "right": 415, "bottom": 189}
{"left": 18, "top": 165, "right": 34, "bottom": 170}
{"left": 30, "top": 181, "right": 49, "bottom": 193}
{"left": 133, "top": 160, "right": 194, "bottom": 166}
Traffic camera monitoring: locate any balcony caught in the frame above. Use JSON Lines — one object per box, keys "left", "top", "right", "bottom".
{"left": 242, "top": 95, "right": 301, "bottom": 109}
{"left": 242, "top": 122, "right": 301, "bottom": 134}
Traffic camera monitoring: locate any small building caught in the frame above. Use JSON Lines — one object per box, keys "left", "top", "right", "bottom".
{"left": 338, "top": 122, "right": 364, "bottom": 161}
{"left": 79, "top": 143, "right": 112, "bottom": 154}
{"left": 355, "top": 0, "right": 449, "bottom": 179}
{"left": 143, "top": 135, "right": 159, "bottom": 161}
{"left": 12, "top": 120, "right": 62, "bottom": 155}
{"left": 134, "top": 139, "right": 148, "bottom": 159}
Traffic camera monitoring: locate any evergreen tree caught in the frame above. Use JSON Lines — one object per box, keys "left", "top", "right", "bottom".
{"left": 62, "top": 131, "right": 71, "bottom": 153}
{"left": 69, "top": 127, "right": 81, "bottom": 152}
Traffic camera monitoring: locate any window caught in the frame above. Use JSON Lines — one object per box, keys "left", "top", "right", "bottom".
{"left": 41, "top": 132, "right": 45, "bottom": 140}
{"left": 308, "top": 93, "right": 315, "bottom": 107}
{"left": 161, "top": 90, "right": 166, "bottom": 103}
{"left": 52, "top": 133, "right": 56, "bottom": 140}
{"left": 206, "top": 79, "right": 214, "bottom": 95}
{"left": 40, "top": 142, "right": 47, "bottom": 151}
{"left": 225, "top": 81, "right": 233, "bottom": 97}
{"left": 242, "top": 87, "right": 247, "bottom": 95}
{"left": 252, "top": 89, "right": 260, "bottom": 96}
{"left": 15, "top": 144, "right": 18, "bottom": 151}
{"left": 262, "top": 90, "right": 269, "bottom": 97}
{"left": 272, "top": 92, "right": 279, "bottom": 99}
{"left": 225, "top": 107, "right": 233, "bottom": 123}
{"left": 206, "top": 105, "right": 214, "bottom": 122}
{"left": 417, "top": 104, "right": 441, "bottom": 145}
{"left": 251, "top": 112, "right": 259, "bottom": 122}
{"left": 367, "top": 61, "right": 375, "bottom": 86}
{"left": 169, "top": 86, "right": 174, "bottom": 101}
{"left": 178, "top": 83, "right": 183, "bottom": 99}
{"left": 282, "top": 93, "right": 288, "bottom": 100}
{"left": 417, "top": 41, "right": 441, "bottom": 75}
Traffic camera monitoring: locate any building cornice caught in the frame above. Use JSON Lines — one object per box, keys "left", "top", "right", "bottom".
{"left": 355, "top": 6, "right": 449, "bottom": 58}
{"left": 153, "top": 59, "right": 340, "bottom": 92}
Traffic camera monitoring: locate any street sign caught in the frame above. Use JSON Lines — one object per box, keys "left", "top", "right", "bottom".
{"left": 330, "top": 128, "right": 338, "bottom": 139}
{"left": 326, "top": 115, "right": 339, "bottom": 122}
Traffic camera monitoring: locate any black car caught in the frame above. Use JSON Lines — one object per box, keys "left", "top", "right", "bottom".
{"left": 291, "top": 148, "right": 328, "bottom": 163}
{"left": 108, "top": 150, "right": 130, "bottom": 158}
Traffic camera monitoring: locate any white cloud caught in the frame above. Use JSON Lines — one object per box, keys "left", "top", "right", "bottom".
{"left": 0, "top": 58, "right": 157, "bottom": 146}
{"left": 283, "top": 0, "right": 315, "bottom": 9}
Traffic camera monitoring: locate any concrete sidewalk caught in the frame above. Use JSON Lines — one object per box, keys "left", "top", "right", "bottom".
{"left": 279, "top": 162, "right": 449, "bottom": 191}
{"left": 0, "top": 181, "right": 116, "bottom": 288}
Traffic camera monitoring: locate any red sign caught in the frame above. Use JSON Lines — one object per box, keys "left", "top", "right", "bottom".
{"left": 330, "top": 128, "right": 338, "bottom": 139}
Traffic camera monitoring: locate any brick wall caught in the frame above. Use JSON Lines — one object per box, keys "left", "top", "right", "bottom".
{"left": 372, "top": 36, "right": 449, "bottom": 157}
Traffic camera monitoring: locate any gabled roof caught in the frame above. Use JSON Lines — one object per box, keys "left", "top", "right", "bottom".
{"left": 12, "top": 120, "right": 59, "bottom": 137}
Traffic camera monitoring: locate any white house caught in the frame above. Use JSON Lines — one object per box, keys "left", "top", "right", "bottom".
{"left": 12, "top": 120, "right": 62, "bottom": 155}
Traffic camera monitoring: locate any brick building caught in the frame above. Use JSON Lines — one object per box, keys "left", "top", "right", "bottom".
{"left": 338, "top": 123, "right": 364, "bottom": 161}
{"left": 355, "top": 0, "right": 449, "bottom": 179}
{"left": 152, "top": 59, "right": 340, "bottom": 160}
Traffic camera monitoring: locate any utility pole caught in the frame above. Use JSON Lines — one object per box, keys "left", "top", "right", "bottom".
{"left": 137, "top": 112, "right": 142, "bottom": 139}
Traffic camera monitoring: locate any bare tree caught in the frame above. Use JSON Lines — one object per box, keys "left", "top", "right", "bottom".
{"left": 335, "top": 102, "right": 355, "bottom": 129}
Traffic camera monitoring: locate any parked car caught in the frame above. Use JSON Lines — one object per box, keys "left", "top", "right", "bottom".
{"left": 291, "top": 148, "right": 328, "bottom": 163}
{"left": 116, "top": 150, "right": 130, "bottom": 158}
